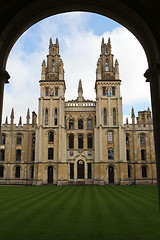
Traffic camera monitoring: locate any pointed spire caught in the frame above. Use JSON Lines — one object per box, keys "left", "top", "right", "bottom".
{"left": 126, "top": 117, "right": 129, "bottom": 125}
{"left": 49, "top": 38, "right": 53, "bottom": 48}
{"left": 26, "top": 108, "right": 30, "bottom": 125}
{"left": 18, "top": 116, "right": 22, "bottom": 125}
{"left": 5, "top": 116, "right": 8, "bottom": 125}
{"left": 115, "top": 59, "right": 119, "bottom": 79}
{"left": 131, "top": 107, "right": 135, "bottom": 125}
{"left": 102, "top": 37, "right": 104, "bottom": 44}
{"left": 56, "top": 38, "right": 59, "bottom": 46}
{"left": 108, "top": 37, "right": 111, "bottom": 45}
{"left": 77, "top": 79, "right": 84, "bottom": 101}
{"left": 10, "top": 108, "right": 14, "bottom": 125}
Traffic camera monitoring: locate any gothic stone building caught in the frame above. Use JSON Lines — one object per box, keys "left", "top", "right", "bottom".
{"left": 0, "top": 38, "right": 157, "bottom": 185}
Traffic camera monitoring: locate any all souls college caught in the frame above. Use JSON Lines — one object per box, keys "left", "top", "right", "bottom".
{"left": 0, "top": 38, "right": 156, "bottom": 185}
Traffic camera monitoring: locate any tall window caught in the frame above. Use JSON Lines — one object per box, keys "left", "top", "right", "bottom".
{"left": 69, "top": 135, "right": 74, "bottom": 149}
{"left": 142, "top": 166, "right": 147, "bottom": 178}
{"left": 141, "top": 149, "right": 146, "bottom": 161}
{"left": 0, "top": 150, "right": 5, "bottom": 161}
{"left": 54, "top": 109, "right": 58, "bottom": 125}
{"left": 113, "top": 109, "right": 116, "bottom": 126}
{"left": 1, "top": 134, "right": 5, "bottom": 145}
{"left": 112, "top": 87, "right": 115, "bottom": 96}
{"left": 78, "top": 135, "right": 83, "bottom": 149}
{"left": 0, "top": 166, "right": 4, "bottom": 178}
{"left": 87, "top": 119, "right": 92, "bottom": 129}
{"left": 31, "top": 166, "right": 34, "bottom": 179}
{"left": 88, "top": 163, "right": 92, "bottom": 179}
{"left": 128, "top": 165, "right": 131, "bottom": 178}
{"left": 48, "top": 131, "right": 54, "bottom": 143}
{"left": 140, "top": 134, "right": 145, "bottom": 145}
{"left": 52, "top": 61, "right": 55, "bottom": 72}
{"left": 104, "top": 108, "right": 107, "bottom": 125}
{"left": 87, "top": 135, "right": 92, "bottom": 149}
{"left": 45, "top": 109, "right": 48, "bottom": 125}
{"left": 48, "top": 147, "right": 53, "bottom": 160}
{"left": 78, "top": 119, "right": 83, "bottom": 129}
{"left": 16, "top": 150, "right": 21, "bottom": 162}
{"left": 45, "top": 88, "right": 49, "bottom": 96}
{"left": 108, "top": 147, "right": 114, "bottom": 160}
{"left": 15, "top": 166, "right": 20, "bottom": 178}
{"left": 70, "top": 163, "right": 74, "bottom": 179}
{"left": 126, "top": 134, "right": 129, "bottom": 145}
{"left": 55, "top": 88, "right": 58, "bottom": 96}
{"left": 126, "top": 149, "right": 130, "bottom": 161}
{"left": 106, "top": 60, "right": 109, "bottom": 71}
{"left": 17, "top": 134, "right": 22, "bottom": 145}
{"left": 108, "top": 131, "right": 113, "bottom": 143}
{"left": 32, "top": 134, "right": 36, "bottom": 145}
{"left": 32, "top": 149, "right": 35, "bottom": 162}
{"left": 103, "top": 87, "right": 106, "bottom": 96}
{"left": 69, "top": 119, "right": 74, "bottom": 129}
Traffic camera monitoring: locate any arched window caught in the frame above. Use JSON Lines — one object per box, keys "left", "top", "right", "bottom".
{"left": 31, "top": 166, "right": 34, "bottom": 179}
{"left": 32, "top": 134, "right": 36, "bottom": 145}
{"left": 69, "top": 135, "right": 74, "bottom": 149}
{"left": 16, "top": 150, "right": 21, "bottom": 162}
{"left": 78, "top": 119, "right": 83, "bottom": 129}
{"left": 104, "top": 108, "right": 107, "bottom": 125}
{"left": 45, "top": 87, "right": 49, "bottom": 96}
{"left": 45, "top": 109, "right": 48, "bottom": 125}
{"left": 55, "top": 87, "right": 58, "bottom": 96}
{"left": 48, "top": 131, "right": 54, "bottom": 143}
{"left": 140, "top": 134, "right": 145, "bottom": 145}
{"left": 128, "top": 165, "right": 131, "bottom": 178}
{"left": 15, "top": 166, "right": 20, "bottom": 178}
{"left": 1, "top": 134, "right": 5, "bottom": 145}
{"left": 52, "top": 61, "right": 55, "bottom": 72}
{"left": 69, "top": 119, "right": 74, "bottom": 129}
{"left": 142, "top": 166, "right": 147, "bottom": 178}
{"left": 113, "top": 109, "right": 116, "bottom": 125}
{"left": 126, "top": 149, "right": 130, "bottom": 161}
{"left": 48, "top": 147, "right": 53, "bottom": 160}
{"left": 32, "top": 149, "right": 35, "bottom": 162}
{"left": 106, "top": 60, "right": 109, "bottom": 71}
{"left": 112, "top": 87, "right": 115, "bottom": 96}
{"left": 0, "top": 150, "right": 5, "bottom": 161}
{"left": 87, "top": 135, "right": 92, "bottom": 149}
{"left": 141, "top": 149, "right": 146, "bottom": 161}
{"left": 17, "top": 134, "right": 22, "bottom": 145}
{"left": 54, "top": 109, "right": 58, "bottom": 125}
{"left": 108, "top": 131, "right": 113, "bottom": 143}
{"left": 103, "top": 87, "right": 106, "bottom": 96}
{"left": 126, "top": 134, "right": 129, "bottom": 145}
{"left": 78, "top": 135, "right": 83, "bottom": 149}
{"left": 0, "top": 166, "right": 4, "bottom": 178}
{"left": 108, "top": 147, "right": 114, "bottom": 160}
{"left": 87, "top": 119, "right": 92, "bottom": 129}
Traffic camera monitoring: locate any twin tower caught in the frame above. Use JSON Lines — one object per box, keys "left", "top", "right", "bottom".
{"left": 1, "top": 37, "right": 156, "bottom": 185}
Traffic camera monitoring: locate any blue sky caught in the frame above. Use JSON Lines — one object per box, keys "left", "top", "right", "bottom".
{"left": 4, "top": 12, "right": 150, "bottom": 124}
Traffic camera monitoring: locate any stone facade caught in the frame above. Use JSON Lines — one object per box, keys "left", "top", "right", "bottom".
{"left": 0, "top": 38, "right": 156, "bottom": 185}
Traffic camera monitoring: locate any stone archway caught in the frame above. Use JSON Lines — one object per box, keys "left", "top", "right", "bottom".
{"left": 0, "top": 0, "right": 160, "bottom": 209}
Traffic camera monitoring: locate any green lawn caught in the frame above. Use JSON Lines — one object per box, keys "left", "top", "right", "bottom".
{"left": 0, "top": 185, "right": 160, "bottom": 240}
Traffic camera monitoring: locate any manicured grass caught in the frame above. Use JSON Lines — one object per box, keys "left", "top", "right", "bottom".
{"left": 0, "top": 185, "right": 160, "bottom": 240}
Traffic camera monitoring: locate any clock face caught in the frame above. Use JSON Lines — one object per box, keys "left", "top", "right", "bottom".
{"left": 50, "top": 88, "right": 54, "bottom": 96}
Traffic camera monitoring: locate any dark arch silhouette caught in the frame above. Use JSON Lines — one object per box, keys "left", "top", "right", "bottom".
{"left": 0, "top": 0, "right": 160, "bottom": 211}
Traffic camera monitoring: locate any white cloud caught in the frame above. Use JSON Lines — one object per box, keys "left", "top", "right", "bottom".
{"left": 3, "top": 12, "right": 150, "bottom": 124}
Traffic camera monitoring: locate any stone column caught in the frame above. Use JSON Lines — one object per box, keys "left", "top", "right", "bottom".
{"left": 0, "top": 68, "right": 10, "bottom": 133}
{"left": 144, "top": 64, "right": 160, "bottom": 212}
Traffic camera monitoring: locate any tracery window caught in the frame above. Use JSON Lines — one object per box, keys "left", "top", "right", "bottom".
{"left": 45, "top": 109, "right": 48, "bottom": 125}
{"left": 78, "top": 135, "right": 83, "bottom": 149}
{"left": 87, "top": 119, "right": 92, "bottom": 129}
{"left": 78, "top": 119, "right": 83, "bottom": 129}
{"left": 48, "top": 131, "right": 54, "bottom": 143}
{"left": 48, "top": 147, "right": 53, "bottom": 160}
{"left": 1, "top": 134, "right": 5, "bottom": 145}
{"left": 108, "top": 147, "right": 114, "bottom": 160}
{"left": 108, "top": 131, "right": 113, "bottom": 143}
{"left": 69, "top": 135, "right": 74, "bottom": 149}
{"left": 140, "top": 134, "right": 145, "bottom": 145}
{"left": 104, "top": 108, "right": 107, "bottom": 125}
{"left": 113, "top": 109, "right": 116, "bottom": 126}
{"left": 87, "top": 135, "right": 92, "bottom": 149}
{"left": 17, "top": 134, "right": 22, "bottom": 145}
{"left": 69, "top": 120, "right": 74, "bottom": 130}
